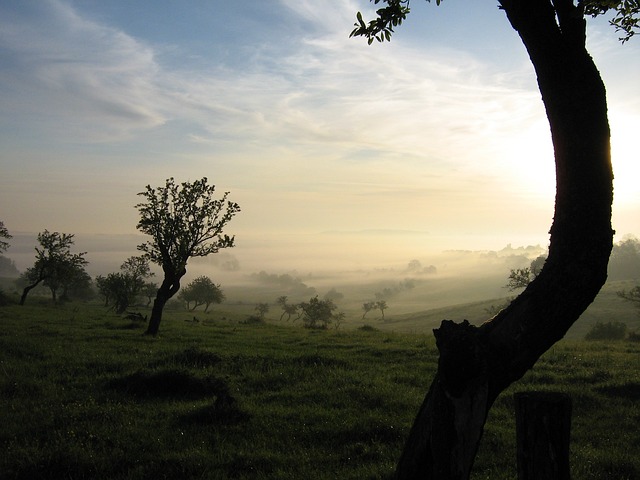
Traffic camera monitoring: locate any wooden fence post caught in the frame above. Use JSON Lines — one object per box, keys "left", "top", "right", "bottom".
{"left": 514, "top": 391, "right": 572, "bottom": 480}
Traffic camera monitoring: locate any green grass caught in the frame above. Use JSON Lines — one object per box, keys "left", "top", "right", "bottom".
{"left": 1, "top": 302, "right": 639, "bottom": 479}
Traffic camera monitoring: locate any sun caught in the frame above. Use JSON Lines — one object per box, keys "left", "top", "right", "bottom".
{"left": 610, "top": 113, "right": 639, "bottom": 207}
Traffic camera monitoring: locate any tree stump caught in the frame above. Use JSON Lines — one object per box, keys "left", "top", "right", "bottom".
{"left": 514, "top": 391, "right": 572, "bottom": 480}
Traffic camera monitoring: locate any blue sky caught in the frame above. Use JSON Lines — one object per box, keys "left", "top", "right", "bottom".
{"left": 1, "top": 0, "right": 639, "bottom": 272}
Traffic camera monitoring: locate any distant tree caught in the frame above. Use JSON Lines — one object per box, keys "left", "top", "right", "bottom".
{"left": 0, "top": 256, "right": 19, "bottom": 277}
{"left": 254, "top": 302, "right": 270, "bottom": 320}
{"left": 333, "top": 311, "right": 346, "bottom": 330}
{"left": 141, "top": 281, "right": 158, "bottom": 307}
{"left": 375, "top": 299, "right": 388, "bottom": 320}
{"left": 407, "top": 259, "right": 422, "bottom": 272}
{"left": 505, "top": 255, "right": 547, "bottom": 291}
{"left": 324, "top": 287, "right": 344, "bottom": 302}
{"left": 505, "top": 268, "right": 532, "bottom": 291}
{"left": 608, "top": 237, "right": 640, "bottom": 280}
{"left": 59, "top": 268, "right": 93, "bottom": 302}
{"left": 95, "top": 274, "right": 115, "bottom": 307}
{"left": 136, "top": 177, "right": 240, "bottom": 335}
{"left": 96, "top": 256, "right": 154, "bottom": 313}
{"left": 276, "top": 295, "right": 288, "bottom": 319}
{"left": 44, "top": 261, "right": 92, "bottom": 303}
{"left": 617, "top": 286, "right": 640, "bottom": 315}
{"left": 276, "top": 295, "right": 298, "bottom": 321}
{"left": 178, "top": 276, "right": 224, "bottom": 312}
{"left": 585, "top": 321, "right": 628, "bottom": 340}
{"left": 299, "top": 296, "right": 338, "bottom": 329}
{"left": 20, "top": 230, "right": 88, "bottom": 305}
{"left": 362, "top": 301, "right": 375, "bottom": 319}
{"left": 0, "top": 220, "right": 11, "bottom": 254}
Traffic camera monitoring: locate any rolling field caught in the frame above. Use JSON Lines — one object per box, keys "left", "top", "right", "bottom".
{"left": 1, "top": 302, "right": 639, "bottom": 479}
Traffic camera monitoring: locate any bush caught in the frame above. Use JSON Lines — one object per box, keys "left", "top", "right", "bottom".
{"left": 241, "top": 315, "right": 265, "bottom": 325}
{"left": 358, "top": 324, "right": 379, "bottom": 332}
{"left": 584, "top": 321, "right": 628, "bottom": 341}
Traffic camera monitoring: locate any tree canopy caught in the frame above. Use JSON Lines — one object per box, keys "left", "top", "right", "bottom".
{"left": 0, "top": 220, "right": 11, "bottom": 254}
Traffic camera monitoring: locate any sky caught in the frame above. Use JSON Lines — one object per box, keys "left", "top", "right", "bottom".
{"left": 1, "top": 0, "right": 639, "bottom": 275}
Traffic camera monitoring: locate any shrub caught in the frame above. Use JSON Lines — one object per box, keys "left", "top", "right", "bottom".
{"left": 241, "top": 315, "right": 265, "bottom": 325}
{"left": 358, "top": 324, "right": 379, "bottom": 332}
{"left": 584, "top": 321, "right": 628, "bottom": 341}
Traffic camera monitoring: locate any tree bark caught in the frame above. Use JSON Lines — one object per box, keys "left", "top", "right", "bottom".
{"left": 395, "top": 1, "right": 613, "bottom": 478}
{"left": 19, "top": 283, "right": 37, "bottom": 306}
{"left": 145, "top": 268, "right": 185, "bottom": 336}
{"left": 514, "top": 392, "right": 572, "bottom": 480}
{"left": 20, "top": 278, "right": 45, "bottom": 306}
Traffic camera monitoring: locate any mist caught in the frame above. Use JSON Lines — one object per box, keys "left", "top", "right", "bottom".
{"left": 2, "top": 230, "right": 549, "bottom": 320}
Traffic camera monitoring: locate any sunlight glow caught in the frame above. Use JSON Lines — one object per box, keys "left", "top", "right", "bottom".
{"left": 611, "top": 112, "right": 640, "bottom": 207}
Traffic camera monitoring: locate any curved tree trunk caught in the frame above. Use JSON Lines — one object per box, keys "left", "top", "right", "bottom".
{"left": 146, "top": 268, "right": 185, "bottom": 336}
{"left": 395, "top": 1, "right": 613, "bottom": 478}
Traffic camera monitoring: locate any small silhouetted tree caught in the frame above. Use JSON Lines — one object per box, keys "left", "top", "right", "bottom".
{"left": 178, "top": 276, "right": 224, "bottom": 312}
{"left": 136, "top": 177, "right": 240, "bottom": 335}
{"left": 0, "top": 256, "right": 19, "bottom": 277}
{"left": 617, "top": 286, "right": 640, "bottom": 315}
{"left": 324, "top": 287, "right": 344, "bottom": 302}
{"left": 608, "top": 237, "right": 640, "bottom": 280}
{"left": 375, "top": 299, "right": 388, "bottom": 320}
{"left": 53, "top": 263, "right": 93, "bottom": 303}
{"left": 362, "top": 301, "right": 375, "bottom": 319}
{"left": 255, "top": 302, "right": 270, "bottom": 320}
{"left": 276, "top": 295, "right": 298, "bottom": 321}
{"left": 20, "top": 231, "right": 88, "bottom": 305}
{"left": 299, "top": 296, "right": 337, "bottom": 329}
{"left": 506, "top": 255, "right": 548, "bottom": 291}
{"left": 96, "top": 256, "right": 153, "bottom": 313}
{"left": 141, "top": 281, "right": 158, "bottom": 307}
{"left": 0, "top": 221, "right": 11, "bottom": 254}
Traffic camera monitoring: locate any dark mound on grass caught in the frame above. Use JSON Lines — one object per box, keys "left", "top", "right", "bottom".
{"left": 596, "top": 382, "right": 640, "bottom": 400}
{"left": 170, "top": 346, "right": 222, "bottom": 368}
{"left": 108, "top": 369, "right": 230, "bottom": 401}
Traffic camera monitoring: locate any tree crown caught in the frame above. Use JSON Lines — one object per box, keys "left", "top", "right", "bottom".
{"left": 135, "top": 177, "right": 240, "bottom": 274}
{"left": 0, "top": 220, "right": 12, "bottom": 254}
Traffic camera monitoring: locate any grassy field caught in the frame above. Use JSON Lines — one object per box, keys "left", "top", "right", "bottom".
{"left": 1, "top": 302, "right": 639, "bottom": 479}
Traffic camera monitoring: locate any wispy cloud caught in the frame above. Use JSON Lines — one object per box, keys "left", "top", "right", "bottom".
{"left": 0, "top": 0, "right": 165, "bottom": 141}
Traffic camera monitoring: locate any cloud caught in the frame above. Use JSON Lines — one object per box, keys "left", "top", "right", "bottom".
{"left": 0, "top": 0, "right": 165, "bottom": 141}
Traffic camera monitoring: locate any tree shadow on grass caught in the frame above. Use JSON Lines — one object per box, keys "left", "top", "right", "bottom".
{"left": 108, "top": 368, "right": 228, "bottom": 401}
{"left": 108, "top": 368, "right": 249, "bottom": 425}
{"left": 595, "top": 381, "right": 640, "bottom": 400}
{"left": 165, "top": 346, "right": 222, "bottom": 368}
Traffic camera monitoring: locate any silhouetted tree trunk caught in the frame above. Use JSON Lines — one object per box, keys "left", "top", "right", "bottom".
{"left": 20, "top": 281, "right": 41, "bottom": 306}
{"left": 395, "top": 1, "right": 613, "bottom": 478}
{"left": 146, "top": 268, "right": 185, "bottom": 336}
